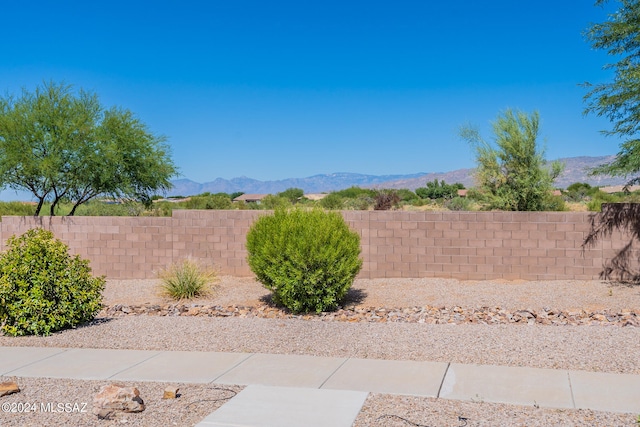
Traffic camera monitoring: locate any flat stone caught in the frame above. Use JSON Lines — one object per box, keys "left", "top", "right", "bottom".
{"left": 321, "top": 358, "right": 448, "bottom": 397}
{"left": 439, "top": 363, "right": 574, "bottom": 409}
{"left": 570, "top": 370, "right": 640, "bottom": 413}
{"left": 111, "top": 351, "right": 251, "bottom": 383}
{"left": 0, "top": 381, "right": 20, "bottom": 396}
{"left": 163, "top": 386, "right": 179, "bottom": 399}
{"left": 196, "top": 385, "right": 367, "bottom": 427}
{"left": 8, "top": 348, "right": 159, "bottom": 380}
{"left": 216, "top": 353, "right": 346, "bottom": 388}
{"left": 0, "top": 347, "right": 68, "bottom": 375}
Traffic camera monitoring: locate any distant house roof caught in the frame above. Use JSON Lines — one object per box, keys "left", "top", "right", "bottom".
{"left": 599, "top": 185, "right": 640, "bottom": 194}
{"left": 233, "top": 194, "right": 269, "bottom": 202}
{"left": 457, "top": 189, "right": 468, "bottom": 197}
{"left": 303, "top": 193, "right": 328, "bottom": 201}
{"left": 551, "top": 190, "right": 562, "bottom": 197}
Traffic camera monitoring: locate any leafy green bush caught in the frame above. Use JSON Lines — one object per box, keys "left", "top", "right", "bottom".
{"left": 0, "top": 228, "right": 105, "bottom": 336}
{"left": 395, "top": 189, "right": 419, "bottom": 202}
{"left": 246, "top": 208, "right": 363, "bottom": 313}
{"left": 332, "top": 186, "right": 376, "bottom": 199}
{"left": 415, "top": 180, "right": 464, "bottom": 200}
{"left": 343, "top": 194, "right": 373, "bottom": 210}
{"left": 564, "top": 182, "right": 597, "bottom": 202}
{"left": 277, "top": 188, "right": 305, "bottom": 203}
{"left": 445, "top": 196, "right": 472, "bottom": 211}
{"left": 320, "top": 193, "right": 345, "bottom": 210}
{"left": 261, "top": 195, "right": 292, "bottom": 210}
{"left": 158, "top": 258, "right": 217, "bottom": 300}
{"left": 185, "top": 194, "right": 233, "bottom": 210}
{"left": 587, "top": 191, "right": 620, "bottom": 211}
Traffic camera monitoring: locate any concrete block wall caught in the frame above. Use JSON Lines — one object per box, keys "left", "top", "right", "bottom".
{"left": 0, "top": 210, "right": 620, "bottom": 281}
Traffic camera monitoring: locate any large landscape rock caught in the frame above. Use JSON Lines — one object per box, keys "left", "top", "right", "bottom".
{"left": 92, "top": 383, "right": 145, "bottom": 417}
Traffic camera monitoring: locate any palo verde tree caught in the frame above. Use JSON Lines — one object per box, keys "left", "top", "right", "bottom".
{"left": 459, "top": 109, "right": 564, "bottom": 211}
{"left": 0, "top": 81, "right": 177, "bottom": 216}
{"left": 584, "top": 0, "right": 640, "bottom": 185}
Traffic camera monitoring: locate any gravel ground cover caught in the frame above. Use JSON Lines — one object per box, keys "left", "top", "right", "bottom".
{"left": 0, "top": 377, "right": 242, "bottom": 427}
{"left": 1, "top": 276, "right": 639, "bottom": 426}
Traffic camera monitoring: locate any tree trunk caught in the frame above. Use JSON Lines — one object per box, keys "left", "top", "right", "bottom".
{"left": 49, "top": 198, "right": 58, "bottom": 216}
{"left": 68, "top": 202, "right": 81, "bottom": 216}
{"left": 34, "top": 198, "right": 44, "bottom": 217}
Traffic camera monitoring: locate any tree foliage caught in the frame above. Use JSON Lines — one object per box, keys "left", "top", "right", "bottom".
{"left": 0, "top": 82, "right": 177, "bottom": 215}
{"left": 584, "top": 0, "right": 640, "bottom": 184}
{"left": 277, "top": 187, "right": 304, "bottom": 203}
{"left": 460, "top": 109, "right": 564, "bottom": 211}
{"left": 415, "top": 180, "right": 464, "bottom": 200}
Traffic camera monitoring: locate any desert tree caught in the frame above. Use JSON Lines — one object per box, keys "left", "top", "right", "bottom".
{"left": 584, "top": 0, "right": 640, "bottom": 184}
{"left": 0, "top": 81, "right": 177, "bottom": 215}
{"left": 459, "top": 109, "right": 564, "bottom": 211}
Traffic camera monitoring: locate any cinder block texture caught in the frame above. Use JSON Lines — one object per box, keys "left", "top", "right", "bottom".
{"left": 0, "top": 210, "right": 623, "bottom": 280}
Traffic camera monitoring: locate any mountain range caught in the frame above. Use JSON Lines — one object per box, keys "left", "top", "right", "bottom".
{"left": 167, "top": 155, "right": 625, "bottom": 196}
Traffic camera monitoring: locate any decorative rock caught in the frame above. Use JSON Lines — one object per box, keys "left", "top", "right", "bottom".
{"left": 0, "top": 381, "right": 20, "bottom": 397}
{"left": 163, "top": 386, "right": 179, "bottom": 399}
{"left": 93, "top": 384, "right": 145, "bottom": 416}
{"left": 99, "top": 303, "right": 639, "bottom": 327}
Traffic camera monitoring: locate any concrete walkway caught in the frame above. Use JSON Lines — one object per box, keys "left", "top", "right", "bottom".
{"left": 1, "top": 346, "right": 639, "bottom": 426}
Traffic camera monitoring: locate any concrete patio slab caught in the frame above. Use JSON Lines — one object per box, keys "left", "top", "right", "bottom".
{"left": 0, "top": 347, "right": 69, "bottom": 376}
{"left": 439, "top": 363, "right": 574, "bottom": 409}
{"left": 196, "top": 385, "right": 368, "bottom": 427}
{"left": 215, "top": 353, "right": 347, "bottom": 388}
{"left": 111, "top": 351, "right": 252, "bottom": 383}
{"left": 321, "top": 358, "right": 448, "bottom": 397}
{"left": 570, "top": 370, "right": 640, "bottom": 414}
{"left": 7, "top": 348, "right": 160, "bottom": 380}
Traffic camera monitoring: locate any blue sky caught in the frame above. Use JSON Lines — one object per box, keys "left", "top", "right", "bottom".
{"left": 0, "top": 0, "right": 622, "bottom": 186}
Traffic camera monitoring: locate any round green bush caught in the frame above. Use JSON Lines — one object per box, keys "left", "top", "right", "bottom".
{"left": 0, "top": 228, "right": 105, "bottom": 336}
{"left": 246, "top": 208, "right": 363, "bottom": 313}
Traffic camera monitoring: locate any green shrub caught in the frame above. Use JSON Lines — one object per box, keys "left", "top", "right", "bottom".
{"left": 445, "top": 196, "right": 472, "bottom": 211}
{"left": 0, "top": 228, "right": 105, "bottom": 336}
{"left": 261, "top": 195, "right": 292, "bottom": 210}
{"left": 564, "top": 182, "right": 598, "bottom": 202}
{"left": 415, "top": 180, "right": 464, "bottom": 200}
{"left": 587, "top": 191, "right": 620, "bottom": 211}
{"left": 277, "top": 187, "right": 304, "bottom": 203}
{"left": 343, "top": 194, "right": 373, "bottom": 210}
{"left": 158, "top": 258, "right": 217, "bottom": 300}
{"left": 395, "top": 188, "right": 419, "bottom": 202}
{"left": 0, "top": 201, "right": 36, "bottom": 216}
{"left": 320, "top": 193, "right": 345, "bottom": 210}
{"left": 185, "top": 194, "right": 233, "bottom": 210}
{"left": 246, "top": 208, "right": 362, "bottom": 313}
{"left": 332, "top": 186, "right": 377, "bottom": 199}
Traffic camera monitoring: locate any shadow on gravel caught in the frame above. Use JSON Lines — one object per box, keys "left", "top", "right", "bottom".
{"left": 76, "top": 317, "right": 115, "bottom": 329}
{"left": 257, "top": 287, "right": 368, "bottom": 311}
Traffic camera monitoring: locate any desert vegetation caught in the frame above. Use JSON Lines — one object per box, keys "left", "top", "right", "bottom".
{"left": 1, "top": 180, "right": 639, "bottom": 217}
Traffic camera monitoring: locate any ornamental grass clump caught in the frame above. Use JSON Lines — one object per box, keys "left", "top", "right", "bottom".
{"left": 158, "top": 258, "right": 217, "bottom": 300}
{"left": 0, "top": 228, "right": 105, "bottom": 336}
{"left": 246, "top": 208, "right": 363, "bottom": 313}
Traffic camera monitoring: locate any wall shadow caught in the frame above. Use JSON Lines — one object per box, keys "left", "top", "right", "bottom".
{"left": 584, "top": 203, "right": 640, "bottom": 283}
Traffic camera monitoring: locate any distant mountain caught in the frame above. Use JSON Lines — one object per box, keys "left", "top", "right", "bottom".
{"left": 167, "top": 155, "right": 626, "bottom": 196}
{"left": 167, "top": 172, "right": 428, "bottom": 196}
{"left": 371, "top": 155, "right": 624, "bottom": 190}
